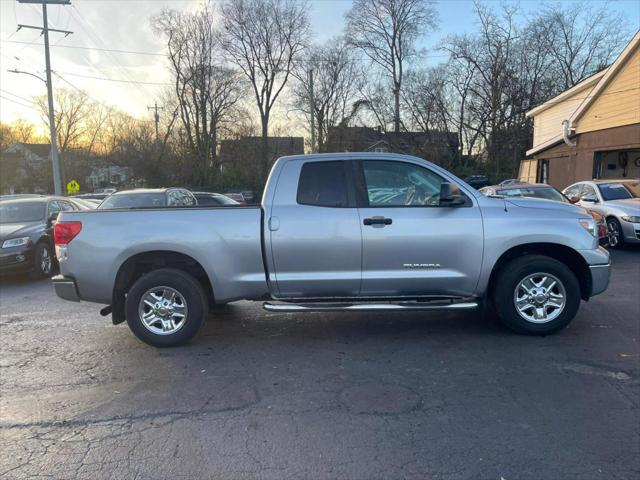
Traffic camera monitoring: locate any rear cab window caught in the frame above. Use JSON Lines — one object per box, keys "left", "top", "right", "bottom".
{"left": 297, "top": 161, "right": 350, "bottom": 207}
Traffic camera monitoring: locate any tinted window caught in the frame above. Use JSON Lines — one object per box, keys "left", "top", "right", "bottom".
{"left": 195, "top": 194, "right": 238, "bottom": 206}
{"left": 496, "top": 187, "right": 568, "bottom": 203}
{"left": 58, "top": 200, "right": 76, "bottom": 211}
{"left": 598, "top": 182, "right": 638, "bottom": 200}
{"left": 581, "top": 184, "right": 598, "bottom": 200}
{"left": 47, "top": 201, "right": 62, "bottom": 217}
{"left": 563, "top": 184, "right": 582, "bottom": 198}
{"left": 362, "top": 161, "right": 447, "bottom": 207}
{"left": 99, "top": 193, "right": 166, "bottom": 209}
{"left": 297, "top": 161, "right": 348, "bottom": 207}
{"left": 0, "top": 202, "right": 46, "bottom": 223}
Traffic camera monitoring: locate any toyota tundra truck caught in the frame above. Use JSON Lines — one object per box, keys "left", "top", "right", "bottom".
{"left": 52, "top": 153, "right": 611, "bottom": 347}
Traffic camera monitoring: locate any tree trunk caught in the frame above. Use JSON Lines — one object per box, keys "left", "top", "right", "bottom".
{"left": 261, "top": 113, "right": 269, "bottom": 183}
{"left": 394, "top": 84, "right": 401, "bottom": 134}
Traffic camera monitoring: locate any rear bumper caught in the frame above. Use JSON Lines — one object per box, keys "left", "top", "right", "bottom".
{"left": 52, "top": 275, "right": 81, "bottom": 302}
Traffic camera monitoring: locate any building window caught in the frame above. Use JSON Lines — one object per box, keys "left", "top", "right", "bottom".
{"left": 537, "top": 159, "right": 549, "bottom": 183}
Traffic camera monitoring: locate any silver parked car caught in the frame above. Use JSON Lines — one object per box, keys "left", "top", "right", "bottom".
{"left": 563, "top": 179, "right": 640, "bottom": 248}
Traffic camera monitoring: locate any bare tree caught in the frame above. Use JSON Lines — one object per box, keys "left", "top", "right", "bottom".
{"left": 292, "top": 38, "right": 362, "bottom": 152}
{"left": 541, "top": 2, "right": 629, "bottom": 89}
{"left": 346, "top": 0, "right": 437, "bottom": 134}
{"left": 220, "top": 0, "right": 310, "bottom": 179}
{"left": 35, "top": 88, "right": 89, "bottom": 154}
{"left": 154, "top": 6, "right": 244, "bottom": 185}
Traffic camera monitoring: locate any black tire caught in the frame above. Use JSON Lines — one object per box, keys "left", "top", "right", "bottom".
{"left": 607, "top": 217, "right": 624, "bottom": 249}
{"left": 493, "top": 255, "right": 581, "bottom": 335}
{"left": 125, "top": 268, "right": 208, "bottom": 347}
{"left": 32, "top": 242, "right": 54, "bottom": 278}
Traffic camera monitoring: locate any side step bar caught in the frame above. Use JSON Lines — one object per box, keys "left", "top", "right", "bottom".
{"left": 263, "top": 300, "right": 478, "bottom": 312}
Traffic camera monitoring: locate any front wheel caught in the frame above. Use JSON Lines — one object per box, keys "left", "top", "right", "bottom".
{"left": 607, "top": 217, "right": 624, "bottom": 249}
{"left": 32, "top": 242, "right": 54, "bottom": 278}
{"left": 125, "top": 268, "right": 208, "bottom": 347}
{"left": 493, "top": 255, "right": 581, "bottom": 335}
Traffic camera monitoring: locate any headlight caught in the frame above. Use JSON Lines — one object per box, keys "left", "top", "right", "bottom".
{"left": 1, "top": 237, "right": 31, "bottom": 249}
{"left": 579, "top": 218, "right": 597, "bottom": 237}
{"left": 621, "top": 216, "right": 640, "bottom": 223}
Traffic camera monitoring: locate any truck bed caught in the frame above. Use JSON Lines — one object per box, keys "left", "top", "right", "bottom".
{"left": 57, "top": 206, "right": 268, "bottom": 304}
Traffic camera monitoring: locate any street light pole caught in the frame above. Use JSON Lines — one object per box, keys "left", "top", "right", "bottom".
{"left": 42, "top": 3, "right": 62, "bottom": 195}
{"left": 17, "top": 0, "right": 72, "bottom": 196}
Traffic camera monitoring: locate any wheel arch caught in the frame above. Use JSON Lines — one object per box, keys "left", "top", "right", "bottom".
{"left": 112, "top": 250, "right": 214, "bottom": 324}
{"left": 486, "top": 243, "right": 591, "bottom": 302}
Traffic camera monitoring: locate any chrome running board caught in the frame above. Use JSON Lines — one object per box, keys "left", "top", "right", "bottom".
{"left": 263, "top": 300, "right": 478, "bottom": 312}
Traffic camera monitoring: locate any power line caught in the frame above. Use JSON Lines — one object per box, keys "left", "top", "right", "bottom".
{"left": 0, "top": 88, "right": 36, "bottom": 104}
{"left": 1, "top": 39, "right": 166, "bottom": 57}
{"left": 0, "top": 94, "right": 39, "bottom": 111}
{"left": 56, "top": 70, "right": 171, "bottom": 85}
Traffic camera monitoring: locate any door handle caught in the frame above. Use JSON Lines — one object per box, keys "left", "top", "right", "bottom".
{"left": 363, "top": 217, "right": 392, "bottom": 226}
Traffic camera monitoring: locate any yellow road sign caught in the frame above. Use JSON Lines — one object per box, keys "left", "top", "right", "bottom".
{"left": 66, "top": 180, "right": 80, "bottom": 194}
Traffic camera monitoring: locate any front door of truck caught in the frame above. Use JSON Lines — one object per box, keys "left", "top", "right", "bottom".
{"left": 268, "top": 159, "right": 362, "bottom": 298}
{"left": 356, "top": 159, "right": 484, "bottom": 297}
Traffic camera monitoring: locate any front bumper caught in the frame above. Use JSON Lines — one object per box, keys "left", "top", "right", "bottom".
{"left": 52, "top": 274, "right": 81, "bottom": 302}
{"left": 620, "top": 219, "right": 640, "bottom": 244}
{"left": 589, "top": 263, "right": 611, "bottom": 296}
{"left": 0, "top": 247, "right": 34, "bottom": 273}
{"left": 578, "top": 246, "right": 610, "bottom": 298}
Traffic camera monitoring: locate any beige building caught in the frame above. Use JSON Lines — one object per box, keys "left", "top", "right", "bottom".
{"left": 520, "top": 32, "right": 640, "bottom": 189}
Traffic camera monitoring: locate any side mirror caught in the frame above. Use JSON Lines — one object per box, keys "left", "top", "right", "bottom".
{"left": 582, "top": 195, "right": 598, "bottom": 203}
{"left": 439, "top": 182, "right": 466, "bottom": 207}
{"left": 569, "top": 196, "right": 580, "bottom": 204}
{"left": 47, "top": 213, "right": 58, "bottom": 225}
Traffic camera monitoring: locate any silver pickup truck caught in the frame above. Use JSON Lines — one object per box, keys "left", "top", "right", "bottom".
{"left": 52, "top": 153, "right": 610, "bottom": 347}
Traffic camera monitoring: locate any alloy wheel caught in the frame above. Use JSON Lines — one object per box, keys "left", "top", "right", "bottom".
{"left": 138, "top": 286, "right": 188, "bottom": 335}
{"left": 513, "top": 272, "right": 566, "bottom": 324}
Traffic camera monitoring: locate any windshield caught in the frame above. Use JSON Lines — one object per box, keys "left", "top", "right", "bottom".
{"left": 0, "top": 201, "right": 46, "bottom": 223}
{"left": 98, "top": 193, "right": 166, "bottom": 209}
{"left": 597, "top": 182, "right": 640, "bottom": 201}
{"left": 496, "top": 187, "right": 569, "bottom": 203}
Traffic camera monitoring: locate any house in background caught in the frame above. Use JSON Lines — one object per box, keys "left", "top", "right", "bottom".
{"left": 521, "top": 32, "right": 640, "bottom": 188}
{"left": 0, "top": 143, "right": 53, "bottom": 194}
{"left": 325, "top": 126, "right": 458, "bottom": 165}
{"left": 86, "top": 165, "right": 131, "bottom": 190}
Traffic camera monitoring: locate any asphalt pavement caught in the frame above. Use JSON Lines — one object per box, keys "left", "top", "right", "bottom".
{"left": 0, "top": 249, "right": 638, "bottom": 479}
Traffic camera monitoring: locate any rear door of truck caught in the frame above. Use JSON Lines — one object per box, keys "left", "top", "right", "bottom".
{"left": 266, "top": 158, "right": 362, "bottom": 298}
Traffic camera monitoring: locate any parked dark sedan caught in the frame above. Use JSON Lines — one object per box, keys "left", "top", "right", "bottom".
{"left": 463, "top": 175, "right": 490, "bottom": 189}
{"left": 0, "top": 196, "right": 82, "bottom": 277}
{"left": 191, "top": 192, "right": 240, "bottom": 206}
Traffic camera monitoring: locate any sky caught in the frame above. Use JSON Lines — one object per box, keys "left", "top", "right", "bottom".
{"left": 0, "top": 0, "right": 639, "bottom": 132}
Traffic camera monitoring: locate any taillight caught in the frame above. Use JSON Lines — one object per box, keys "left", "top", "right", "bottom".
{"left": 54, "top": 221, "right": 82, "bottom": 245}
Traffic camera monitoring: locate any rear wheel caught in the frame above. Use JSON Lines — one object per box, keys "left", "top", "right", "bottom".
{"left": 607, "top": 217, "right": 624, "bottom": 249}
{"left": 125, "top": 268, "right": 208, "bottom": 347}
{"left": 493, "top": 255, "right": 580, "bottom": 335}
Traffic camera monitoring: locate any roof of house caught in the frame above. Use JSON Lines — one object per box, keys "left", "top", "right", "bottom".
{"left": 3, "top": 143, "right": 52, "bottom": 159}
{"left": 526, "top": 31, "right": 640, "bottom": 157}
{"left": 569, "top": 31, "right": 640, "bottom": 127}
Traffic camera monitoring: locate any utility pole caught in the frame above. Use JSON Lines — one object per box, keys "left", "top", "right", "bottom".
{"left": 147, "top": 102, "right": 163, "bottom": 141}
{"left": 308, "top": 68, "right": 315, "bottom": 154}
{"left": 17, "top": 0, "right": 72, "bottom": 196}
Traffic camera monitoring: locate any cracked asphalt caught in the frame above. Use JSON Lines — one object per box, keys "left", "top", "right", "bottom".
{"left": 1, "top": 249, "right": 638, "bottom": 479}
